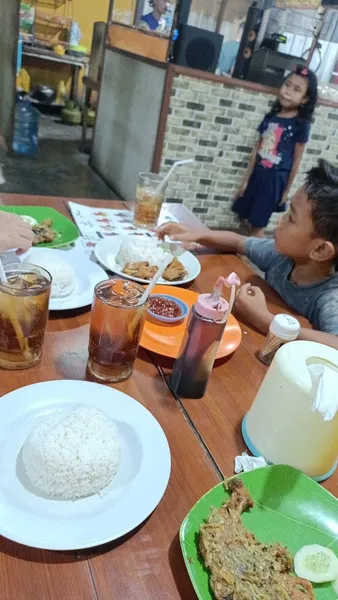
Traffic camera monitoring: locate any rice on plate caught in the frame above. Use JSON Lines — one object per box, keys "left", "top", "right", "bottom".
{"left": 24, "top": 252, "right": 76, "bottom": 298}
{"left": 116, "top": 237, "right": 171, "bottom": 268}
{"left": 22, "top": 406, "right": 121, "bottom": 500}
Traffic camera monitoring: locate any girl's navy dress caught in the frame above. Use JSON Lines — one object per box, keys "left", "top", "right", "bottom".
{"left": 233, "top": 114, "right": 310, "bottom": 228}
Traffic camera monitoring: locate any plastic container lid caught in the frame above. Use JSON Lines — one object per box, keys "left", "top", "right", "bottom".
{"left": 195, "top": 293, "right": 228, "bottom": 321}
{"left": 270, "top": 314, "right": 300, "bottom": 341}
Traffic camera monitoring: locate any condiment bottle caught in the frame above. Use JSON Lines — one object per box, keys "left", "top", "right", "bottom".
{"left": 170, "top": 276, "right": 229, "bottom": 399}
{"left": 259, "top": 314, "right": 300, "bottom": 366}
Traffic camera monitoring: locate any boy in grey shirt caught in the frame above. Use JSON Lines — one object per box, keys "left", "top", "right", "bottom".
{"left": 157, "top": 159, "right": 338, "bottom": 349}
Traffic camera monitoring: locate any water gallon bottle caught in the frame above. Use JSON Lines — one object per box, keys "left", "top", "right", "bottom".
{"left": 12, "top": 99, "right": 40, "bottom": 157}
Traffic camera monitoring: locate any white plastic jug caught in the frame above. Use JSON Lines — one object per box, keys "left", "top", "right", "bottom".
{"left": 242, "top": 341, "right": 338, "bottom": 481}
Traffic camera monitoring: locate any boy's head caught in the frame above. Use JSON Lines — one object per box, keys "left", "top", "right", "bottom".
{"left": 275, "top": 159, "right": 338, "bottom": 268}
{"left": 150, "top": 0, "right": 169, "bottom": 15}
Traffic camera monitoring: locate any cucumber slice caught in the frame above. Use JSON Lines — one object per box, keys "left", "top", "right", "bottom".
{"left": 294, "top": 545, "right": 338, "bottom": 583}
{"left": 333, "top": 576, "right": 338, "bottom": 594}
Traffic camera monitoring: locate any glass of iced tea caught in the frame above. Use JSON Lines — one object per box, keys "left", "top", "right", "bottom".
{"left": 87, "top": 279, "right": 148, "bottom": 383}
{"left": 0, "top": 263, "right": 51, "bottom": 370}
{"left": 133, "top": 172, "right": 168, "bottom": 230}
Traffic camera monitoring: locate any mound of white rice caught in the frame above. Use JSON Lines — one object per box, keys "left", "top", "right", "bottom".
{"left": 24, "top": 252, "right": 76, "bottom": 298}
{"left": 116, "top": 236, "right": 172, "bottom": 267}
{"left": 22, "top": 406, "right": 121, "bottom": 500}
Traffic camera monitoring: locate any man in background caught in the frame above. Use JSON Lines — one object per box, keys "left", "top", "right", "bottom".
{"left": 140, "top": 0, "right": 169, "bottom": 32}
{"left": 217, "top": 22, "right": 245, "bottom": 76}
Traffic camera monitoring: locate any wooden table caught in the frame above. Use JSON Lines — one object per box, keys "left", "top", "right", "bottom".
{"left": 0, "top": 193, "right": 336, "bottom": 600}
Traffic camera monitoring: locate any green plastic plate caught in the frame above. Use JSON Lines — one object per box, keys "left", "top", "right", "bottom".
{"left": 0, "top": 206, "right": 79, "bottom": 248}
{"left": 180, "top": 465, "right": 338, "bottom": 600}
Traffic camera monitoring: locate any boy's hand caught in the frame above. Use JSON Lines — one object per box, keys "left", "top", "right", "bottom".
{"left": 0, "top": 212, "right": 34, "bottom": 254}
{"left": 235, "top": 283, "right": 273, "bottom": 333}
{"left": 156, "top": 222, "right": 207, "bottom": 247}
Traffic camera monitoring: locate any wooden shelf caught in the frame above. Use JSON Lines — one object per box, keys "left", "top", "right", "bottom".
{"left": 33, "top": 0, "right": 68, "bottom": 8}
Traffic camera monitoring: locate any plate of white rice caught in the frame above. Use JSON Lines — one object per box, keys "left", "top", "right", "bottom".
{"left": 94, "top": 235, "right": 201, "bottom": 285}
{"left": 0, "top": 380, "right": 171, "bottom": 550}
{"left": 23, "top": 240, "right": 108, "bottom": 310}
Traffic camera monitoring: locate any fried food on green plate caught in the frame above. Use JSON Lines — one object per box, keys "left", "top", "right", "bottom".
{"left": 199, "top": 478, "right": 315, "bottom": 600}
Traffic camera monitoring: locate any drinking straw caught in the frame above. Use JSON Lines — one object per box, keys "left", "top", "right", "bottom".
{"left": 0, "top": 261, "right": 30, "bottom": 357}
{"left": 127, "top": 257, "right": 172, "bottom": 339}
{"left": 0, "top": 258, "right": 8, "bottom": 283}
{"left": 224, "top": 272, "right": 241, "bottom": 324}
{"left": 139, "top": 257, "right": 172, "bottom": 306}
{"left": 155, "top": 158, "right": 194, "bottom": 196}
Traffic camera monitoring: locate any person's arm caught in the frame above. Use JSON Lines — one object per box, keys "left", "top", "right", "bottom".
{"left": 280, "top": 143, "right": 306, "bottom": 205}
{"left": 234, "top": 284, "right": 338, "bottom": 350}
{"left": 0, "top": 212, "right": 34, "bottom": 254}
{"left": 297, "top": 327, "right": 338, "bottom": 350}
{"left": 237, "top": 140, "right": 260, "bottom": 197}
{"left": 156, "top": 222, "right": 247, "bottom": 253}
{"left": 195, "top": 230, "right": 246, "bottom": 253}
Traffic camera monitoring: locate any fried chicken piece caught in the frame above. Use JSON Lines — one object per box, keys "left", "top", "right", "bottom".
{"left": 163, "top": 258, "right": 187, "bottom": 281}
{"left": 32, "top": 219, "right": 57, "bottom": 244}
{"left": 122, "top": 261, "right": 157, "bottom": 280}
{"left": 199, "top": 479, "right": 315, "bottom": 600}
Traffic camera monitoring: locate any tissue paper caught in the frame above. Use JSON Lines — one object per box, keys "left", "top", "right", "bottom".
{"left": 234, "top": 452, "right": 267, "bottom": 474}
{"left": 309, "top": 364, "right": 338, "bottom": 421}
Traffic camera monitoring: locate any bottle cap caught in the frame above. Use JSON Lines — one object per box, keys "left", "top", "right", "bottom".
{"left": 269, "top": 314, "right": 300, "bottom": 341}
{"left": 195, "top": 276, "right": 228, "bottom": 321}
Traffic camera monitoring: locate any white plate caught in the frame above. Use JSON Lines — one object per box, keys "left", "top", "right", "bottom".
{"left": 0, "top": 380, "right": 171, "bottom": 550}
{"left": 94, "top": 235, "right": 201, "bottom": 286}
{"left": 23, "top": 243, "right": 108, "bottom": 310}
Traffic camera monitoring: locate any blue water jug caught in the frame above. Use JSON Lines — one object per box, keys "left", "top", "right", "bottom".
{"left": 12, "top": 99, "right": 40, "bottom": 157}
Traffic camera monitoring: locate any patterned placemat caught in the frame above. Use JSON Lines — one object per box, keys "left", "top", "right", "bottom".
{"left": 68, "top": 202, "right": 178, "bottom": 253}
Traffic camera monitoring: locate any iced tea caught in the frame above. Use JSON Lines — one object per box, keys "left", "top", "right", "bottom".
{"left": 133, "top": 172, "right": 167, "bottom": 230}
{"left": 0, "top": 263, "right": 51, "bottom": 369}
{"left": 87, "top": 279, "right": 148, "bottom": 383}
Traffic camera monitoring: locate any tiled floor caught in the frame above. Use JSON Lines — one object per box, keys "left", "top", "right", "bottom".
{"left": 0, "top": 115, "right": 118, "bottom": 200}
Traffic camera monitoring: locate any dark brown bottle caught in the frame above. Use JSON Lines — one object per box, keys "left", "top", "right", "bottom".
{"left": 170, "top": 277, "right": 228, "bottom": 399}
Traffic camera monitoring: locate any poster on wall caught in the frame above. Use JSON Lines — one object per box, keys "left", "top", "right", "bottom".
{"left": 275, "top": 0, "right": 320, "bottom": 8}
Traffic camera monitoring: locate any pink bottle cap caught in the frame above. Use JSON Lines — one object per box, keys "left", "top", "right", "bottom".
{"left": 195, "top": 276, "right": 229, "bottom": 321}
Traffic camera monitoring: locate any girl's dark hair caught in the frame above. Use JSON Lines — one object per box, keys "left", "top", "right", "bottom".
{"left": 306, "top": 159, "right": 338, "bottom": 268}
{"left": 269, "top": 64, "right": 318, "bottom": 122}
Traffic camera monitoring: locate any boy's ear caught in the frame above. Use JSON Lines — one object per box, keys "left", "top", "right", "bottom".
{"left": 310, "top": 240, "right": 335, "bottom": 262}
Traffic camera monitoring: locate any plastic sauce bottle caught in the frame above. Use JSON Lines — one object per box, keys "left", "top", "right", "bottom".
{"left": 170, "top": 277, "right": 229, "bottom": 399}
{"left": 12, "top": 99, "right": 40, "bottom": 157}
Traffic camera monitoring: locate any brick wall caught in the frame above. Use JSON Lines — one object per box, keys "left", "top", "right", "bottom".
{"left": 160, "top": 74, "right": 338, "bottom": 230}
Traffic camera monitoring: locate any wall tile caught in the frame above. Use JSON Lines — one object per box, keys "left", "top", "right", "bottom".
{"left": 160, "top": 75, "right": 338, "bottom": 230}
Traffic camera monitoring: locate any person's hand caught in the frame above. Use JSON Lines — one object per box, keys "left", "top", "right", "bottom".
{"left": 0, "top": 212, "right": 34, "bottom": 254}
{"left": 234, "top": 283, "right": 273, "bottom": 333}
{"left": 237, "top": 181, "right": 248, "bottom": 197}
{"left": 156, "top": 222, "right": 208, "bottom": 247}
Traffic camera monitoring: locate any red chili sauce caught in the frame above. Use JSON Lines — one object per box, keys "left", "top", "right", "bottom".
{"left": 149, "top": 296, "right": 182, "bottom": 318}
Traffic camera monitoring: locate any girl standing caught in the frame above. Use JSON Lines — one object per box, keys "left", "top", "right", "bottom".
{"left": 232, "top": 65, "right": 318, "bottom": 237}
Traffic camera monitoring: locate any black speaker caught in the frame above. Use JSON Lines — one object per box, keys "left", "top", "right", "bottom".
{"left": 173, "top": 25, "right": 223, "bottom": 73}
{"left": 232, "top": 5, "right": 264, "bottom": 80}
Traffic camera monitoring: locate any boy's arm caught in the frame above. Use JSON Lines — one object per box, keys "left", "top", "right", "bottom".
{"left": 157, "top": 223, "right": 247, "bottom": 254}
{"left": 280, "top": 143, "right": 306, "bottom": 205}
{"left": 196, "top": 230, "right": 246, "bottom": 253}
{"left": 297, "top": 328, "right": 338, "bottom": 351}
{"left": 235, "top": 284, "right": 338, "bottom": 351}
